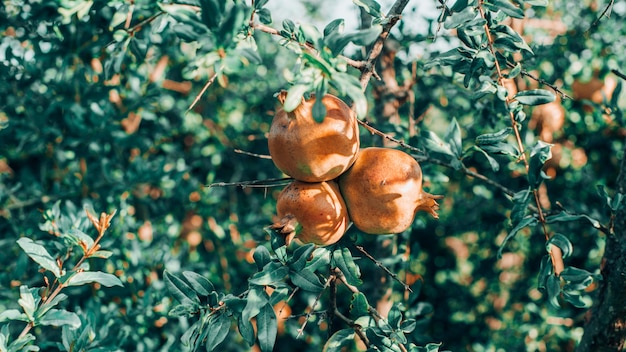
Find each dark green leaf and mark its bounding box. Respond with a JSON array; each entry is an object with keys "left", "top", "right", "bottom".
[
  {"left": 476, "top": 141, "right": 520, "bottom": 158},
  {"left": 537, "top": 255, "right": 553, "bottom": 292},
  {"left": 560, "top": 266, "right": 596, "bottom": 285},
  {"left": 545, "top": 212, "right": 602, "bottom": 229},
  {"left": 200, "top": 0, "right": 223, "bottom": 29},
  {"left": 475, "top": 127, "right": 513, "bottom": 145},
  {"left": 498, "top": 216, "right": 538, "bottom": 257},
  {"left": 514, "top": 89, "right": 556, "bottom": 106},
  {"left": 331, "top": 72, "right": 367, "bottom": 118},
  {"left": 322, "top": 329, "right": 354, "bottom": 352},
  {"left": 256, "top": 8, "right": 272, "bottom": 25},
  {"left": 255, "top": 0, "right": 270, "bottom": 9},
  {"left": 312, "top": 80, "right": 328, "bottom": 123},
  {"left": 205, "top": 312, "right": 230, "bottom": 351},
  {"left": 249, "top": 262, "right": 289, "bottom": 286},
  {"left": 183, "top": 271, "right": 215, "bottom": 297},
  {"left": 332, "top": 246, "right": 362, "bottom": 286},
  {"left": 528, "top": 141, "right": 552, "bottom": 188},
  {"left": 324, "top": 18, "right": 344, "bottom": 38},
  {"left": 350, "top": 292, "right": 369, "bottom": 317},
  {"left": 242, "top": 286, "right": 268, "bottom": 322},
  {"left": 387, "top": 305, "right": 402, "bottom": 329},
  {"left": 444, "top": 7, "right": 477, "bottom": 29},
  {"left": 546, "top": 233, "right": 573, "bottom": 259},
  {"left": 257, "top": 303, "right": 277, "bottom": 352},
  {"left": 217, "top": 3, "right": 245, "bottom": 49},
  {"left": 164, "top": 270, "right": 200, "bottom": 305},
  {"left": 451, "top": 0, "right": 469, "bottom": 12},
  {"left": 422, "top": 130, "right": 454, "bottom": 156},
  {"left": 253, "top": 245, "right": 271, "bottom": 271},
  {"left": 400, "top": 319, "right": 417, "bottom": 333},
  {"left": 37, "top": 309, "right": 80, "bottom": 329},
  {"left": 290, "top": 268, "right": 324, "bottom": 292},
  {"left": 474, "top": 146, "right": 500, "bottom": 171},
  {"left": 546, "top": 274, "right": 561, "bottom": 308},
  {"left": 289, "top": 243, "right": 316, "bottom": 271},
  {"left": 17, "top": 238, "right": 62, "bottom": 278},
  {"left": 510, "top": 188, "right": 531, "bottom": 225},
  {"left": 65, "top": 271, "right": 123, "bottom": 288},
  {"left": 168, "top": 304, "right": 198, "bottom": 317},
  {"left": 238, "top": 316, "right": 256, "bottom": 346}
]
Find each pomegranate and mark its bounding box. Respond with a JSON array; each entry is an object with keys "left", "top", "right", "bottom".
[
  {"left": 268, "top": 91, "right": 360, "bottom": 182},
  {"left": 272, "top": 180, "right": 349, "bottom": 245},
  {"left": 338, "top": 147, "right": 442, "bottom": 234}
]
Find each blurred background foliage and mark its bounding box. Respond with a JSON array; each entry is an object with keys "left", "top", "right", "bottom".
[{"left": 1, "top": 0, "right": 625, "bottom": 351}]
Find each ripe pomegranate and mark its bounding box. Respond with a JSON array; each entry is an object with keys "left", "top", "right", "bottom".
[
  {"left": 338, "top": 147, "right": 442, "bottom": 234},
  {"left": 272, "top": 180, "right": 349, "bottom": 245},
  {"left": 268, "top": 91, "right": 360, "bottom": 182}
]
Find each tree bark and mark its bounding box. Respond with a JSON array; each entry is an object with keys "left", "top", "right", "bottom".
[{"left": 576, "top": 147, "right": 626, "bottom": 351}]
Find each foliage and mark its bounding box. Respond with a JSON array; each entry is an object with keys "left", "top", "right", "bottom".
[{"left": 1, "top": 0, "right": 625, "bottom": 351}]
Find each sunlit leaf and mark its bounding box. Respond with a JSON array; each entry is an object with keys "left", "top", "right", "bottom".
[
  {"left": 353, "top": 0, "right": 384, "bottom": 19},
  {"left": 323, "top": 329, "right": 354, "bottom": 352},
  {"left": 17, "top": 238, "right": 62, "bottom": 278},
  {"left": 37, "top": 309, "right": 80, "bottom": 329},
  {"left": 332, "top": 246, "right": 362, "bottom": 286},
  {"left": 514, "top": 89, "right": 556, "bottom": 105},
  {"left": 65, "top": 271, "right": 123, "bottom": 288}
]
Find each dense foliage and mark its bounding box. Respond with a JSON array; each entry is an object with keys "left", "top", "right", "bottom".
[{"left": 1, "top": 0, "right": 625, "bottom": 351}]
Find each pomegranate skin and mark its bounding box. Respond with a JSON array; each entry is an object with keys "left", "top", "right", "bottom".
[
  {"left": 268, "top": 92, "right": 360, "bottom": 182},
  {"left": 274, "top": 180, "right": 349, "bottom": 245},
  {"left": 338, "top": 147, "right": 442, "bottom": 234}
]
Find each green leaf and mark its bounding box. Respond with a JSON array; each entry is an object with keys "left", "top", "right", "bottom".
[
  {"left": 510, "top": 187, "right": 531, "bottom": 225},
  {"left": 256, "top": 7, "right": 272, "bottom": 25},
  {"left": 37, "top": 309, "right": 80, "bottom": 329},
  {"left": 475, "top": 127, "right": 513, "bottom": 145},
  {"left": 528, "top": 141, "right": 552, "bottom": 188},
  {"left": 18, "top": 286, "right": 36, "bottom": 321},
  {"left": 290, "top": 268, "right": 324, "bottom": 292},
  {"left": 422, "top": 130, "right": 454, "bottom": 157},
  {"left": 562, "top": 291, "right": 590, "bottom": 308},
  {"left": 331, "top": 72, "right": 367, "bottom": 118},
  {"left": 400, "top": 319, "right": 417, "bottom": 333},
  {"left": 473, "top": 146, "right": 500, "bottom": 171},
  {"left": 514, "top": 89, "right": 556, "bottom": 106},
  {"left": 545, "top": 212, "right": 602, "bottom": 230},
  {"left": 332, "top": 246, "right": 362, "bottom": 286},
  {"left": 479, "top": 141, "right": 520, "bottom": 158},
  {"left": 289, "top": 243, "right": 316, "bottom": 271},
  {"left": 205, "top": 312, "right": 230, "bottom": 351},
  {"left": 164, "top": 270, "right": 200, "bottom": 305},
  {"left": 299, "top": 23, "right": 323, "bottom": 48},
  {"left": 350, "top": 292, "right": 369, "bottom": 317},
  {"left": 485, "top": 0, "right": 525, "bottom": 19},
  {"left": 282, "top": 84, "right": 309, "bottom": 113},
  {"left": 444, "top": 7, "right": 477, "bottom": 29},
  {"left": 256, "top": 303, "right": 277, "bottom": 352},
  {"left": 560, "top": 267, "right": 597, "bottom": 286},
  {"left": 324, "top": 19, "right": 345, "bottom": 38},
  {"left": 546, "top": 274, "right": 561, "bottom": 308},
  {"left": 253, "top": 245, "right": 271, "bottom": 271},
  {"left": 498, "top": 216, "right": 538, "bottom": 257},
  {"left": 312, "top": 80, "right": 328, "bottom": 123},
  {"left": 65, "top": 271, "right": 123, "bottom": 288},
  {"left": 183, "top": 271, "right": 215, "bottom": 297},
  {"left": 200, "top": 0, "right": 223, "bottom": 30},
  {"left": 0, "top": 309, "right": 28, "bottom": 323},
  {"left": 323, "top": 329, "right": 354, "bottom": 352},
  {"left": 17, "top": 238, "right": 62, "bottom": 278},
  {"left": 546, "top": 233, "right": 573, "bottom": 259},
  {"left": 387, "top": 305, "right": 402, "bottom": 329},
  {"left": 238, "top": 316, "right": 256, "bottom": 346},
  {"left": 249, "top": 262, "right": 289, "bottom": 286},
  {"left": 537, "top": 254, "right": 553, "bottom": 292},
  {"left": 445, "top": 118, "right": 463, "bottom": 158},
  {"left": 353, "top": 0, "right": 384, "bottom": 19},
  {"left": 217, "top": 3, "right": 245, "bottom": 49},
  {"left": 242, "top": 286, "right": 268, "bottom": 322}
]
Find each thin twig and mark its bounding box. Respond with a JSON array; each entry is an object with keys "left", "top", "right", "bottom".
[
  {"left": 353, "top": 245, "right": 412, "bottom": 292},
  {"left": 612, "top": 69, "right": 626, "bottom": 81},
  {"left": 297, "top": 276, "right": 332, "bottom": 338},
  {"left": 186, "top": 70, "right": 220, "bottom": 114},
  {"left": 207, "top": 177, "right": 292, "bottom": 188},
  {"left": 234, "top": 149, "right": 272, "bottom": 159},
  {"left": 590, "top": 0, "right": 614, "bottom": 29}
]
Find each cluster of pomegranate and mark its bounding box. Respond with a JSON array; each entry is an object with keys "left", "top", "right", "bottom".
[{"left": 269, "top": 91, "right": 442, "bottom": 246}]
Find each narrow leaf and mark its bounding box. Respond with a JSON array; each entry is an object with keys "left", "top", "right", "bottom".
[
  {"left": 164, "top": 270, "right": 200, "bottom": 305},
  {"left": 514, "top": 89, "right": 556, "bottom": 106},
  {"left": 65, "top": 271, "right": 123, "bottom": 288},
  {"left": 332, "top": 246, "right": 362, "bottom": 286},
  {"left": 282, "top": 85, "right": 309, "bottom": 113},
  {"left": 353, "top": 0, "right": 383, "bottom": 19},
  {"left": 257, "top": 303, "right": 277, "bottom": 352},
  {"left": 17, "top": 238, "right": 62, "bottom": 278},
  {"left": 475, "top": 127, "right": 513, "bottom": 145},
  {"left": 182, "top": 271, "right": 215, "bottom": 297},
  {"left": 498, "top": 216, "right": 538, "bottom": 257},
  {"left": 205, "top": 312, "right": 230, "bottom": 351},
  {"left": 290, "top": 268, "right": 324, "bottom": 292},
  {"left": 445, "top": 118, "right": 463, "bottom": 157}
]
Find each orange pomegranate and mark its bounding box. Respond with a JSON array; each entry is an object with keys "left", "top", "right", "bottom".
[
  {"left": 272, "top": 180, "right": 349, "bottom": 245},
  {"left": 338, "top": 147, "right": 442, "bottom": 234},
  {"left": 268, "top": 91, "right": 360, "bottom": 182}
]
